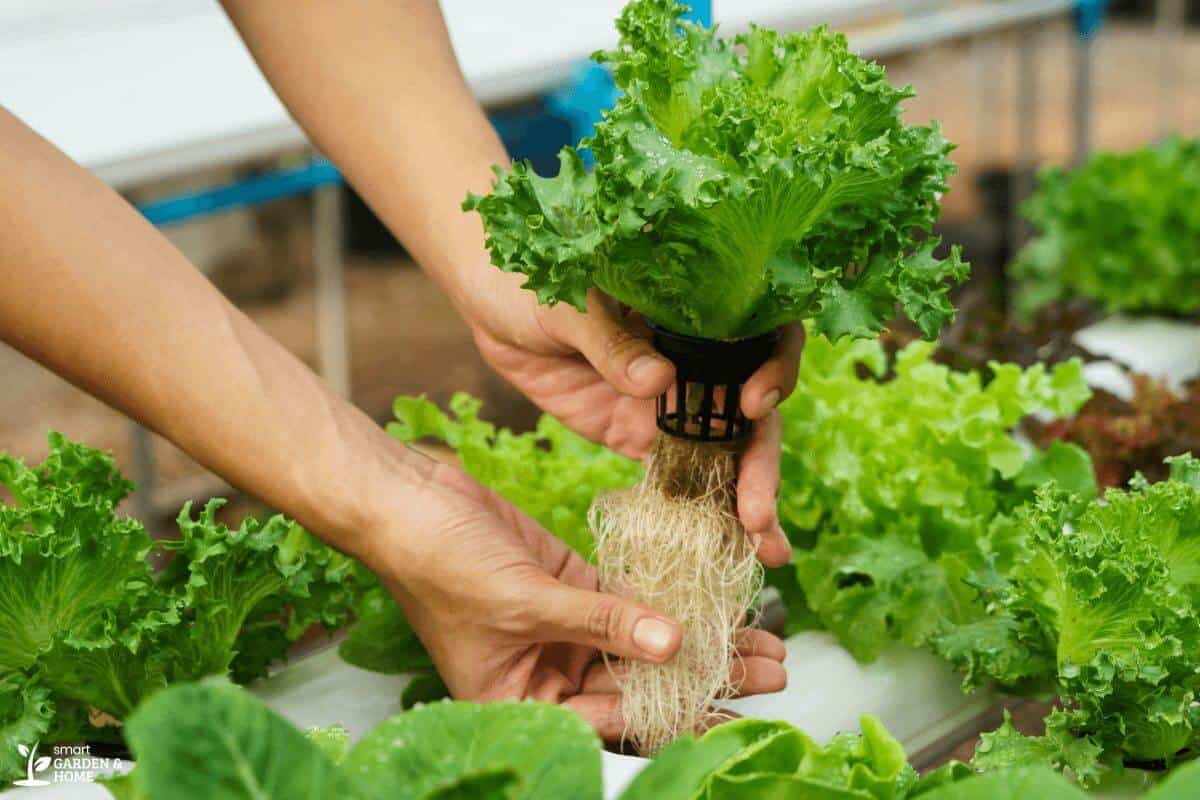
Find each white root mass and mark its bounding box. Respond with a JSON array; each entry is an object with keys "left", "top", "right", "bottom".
[{"left": 590, "top": 432, "right": 762, "bottom": 755}]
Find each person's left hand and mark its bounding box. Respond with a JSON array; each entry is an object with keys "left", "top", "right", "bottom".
[
  {"left": 459, "top": 270, "right": 804, "bottom": 569},
  {"left": 365, "top": 458, "right": 788, "bottom": 743}
]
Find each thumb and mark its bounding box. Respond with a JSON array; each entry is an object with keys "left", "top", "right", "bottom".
[
  {"left": 530, "top": 577, "right": 682, "bottom": 663},
  {"left": 545, "top": 293, "right": 674, "bottom": 398}
]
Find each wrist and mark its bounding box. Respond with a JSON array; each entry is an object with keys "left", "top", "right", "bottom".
[
  {"left": 290, "top": 409, "right": 434, "bottom": 571},
  {"left": 351, "top": 449, "right": 471, "bottom": 591}
]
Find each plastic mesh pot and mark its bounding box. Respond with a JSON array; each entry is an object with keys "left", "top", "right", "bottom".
[{"left": 650, "top": 323, "right": 781, "bottom": 442}]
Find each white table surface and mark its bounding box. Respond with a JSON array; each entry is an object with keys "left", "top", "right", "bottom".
[{"left": 0, "top": 0, "right": 1074, "bottom": 189}]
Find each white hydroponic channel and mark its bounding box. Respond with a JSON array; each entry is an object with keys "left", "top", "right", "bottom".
[
  {"left": 1074, "top": 315, "right": 1200, "bottom": 398},
  {"left": 1, "top": 633, "right": 990, "bottom": 799}
]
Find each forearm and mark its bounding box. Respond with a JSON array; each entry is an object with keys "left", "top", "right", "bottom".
[
  {"left": 0, "top": 109, "right": 427, "bottom": 565},
  {"left": 220, "top": 0, "right": 512, "bottom": 318}
]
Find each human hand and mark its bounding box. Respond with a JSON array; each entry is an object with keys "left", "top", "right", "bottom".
[
  {"left": 366, "top": 459, "right": 787, "bottom": 741},
  {"left": 460, "top": 272, "right": 804, "bottom": 568}
]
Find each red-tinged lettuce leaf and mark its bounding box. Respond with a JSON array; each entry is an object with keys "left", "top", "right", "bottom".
[{"left": 466, "top": 0, "right": 965, "bottom": 340}]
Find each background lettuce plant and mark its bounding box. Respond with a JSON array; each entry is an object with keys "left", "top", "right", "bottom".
[
  {"left": 1014, "top": 136, "right": 1200, "bottom": 317},
  {"left": 772, "top": 331, "right": 1095, "bottom": 660}
]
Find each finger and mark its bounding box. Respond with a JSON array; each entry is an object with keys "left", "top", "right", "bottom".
[
  {"left": 735, "top": 628, "right": 787, "bottom": 662},
  {"left": 581, "top": 632, "right": 786, "bottom": 694},
  {"left": 544, "top": 292, "right": 674, "bottom": 399},
  {"left": 742, "top": 322, "right": 805, "bottom": 419},
  {"left": 729, "top": 656, "right": 788, "bottom": 696},
  {"left": 737, "top": 411, "right": 791, "bottom": 567},
  {"left": 530, "top": 577, "right": 682, "bottom": 663},
  {"left": 581, "top": 660, "right": 622, "bottom": 694},
  {"left": 564, "top": 694, "right": 626, "bottom": 742}
]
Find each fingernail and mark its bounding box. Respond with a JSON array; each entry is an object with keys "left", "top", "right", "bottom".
[
  {"left": 628, "top": 355, "right": 667, "bottom": 385},
  {"left": 633, "top": 617, "right": 674, "bottom": 657},
  {"left": 760, "top": 389, "right": 782, "bottom": 413}
]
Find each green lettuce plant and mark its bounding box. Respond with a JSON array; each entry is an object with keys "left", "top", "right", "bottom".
[
  {"left": 1014, "top": 136, "right": 1200, "bottom": 316},
  {"left": 0, "top": 434, "right": 355, "bottom": 783},
  {"left": 111, "top": 680, "right": 1200, "bottom": 800},
  {"left": 935, "top": 456, "right": 1200, "bottom": 773},
  {"left": 465, "top": 0, "right": 966, "bottom": 341},
  {"left": 773, "top": 332, "right": 1095, "bottom": 660},
  {"left": 107, "top": 680, "right": 601, "bottom": 800}
]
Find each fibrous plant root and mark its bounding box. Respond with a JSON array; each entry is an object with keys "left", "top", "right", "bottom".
[{"left": 590, "top": 431, "right": 762, "bottom": 755}]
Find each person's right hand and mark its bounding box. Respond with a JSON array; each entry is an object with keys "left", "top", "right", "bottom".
[
  {"left": 452, "top": 266, "right": 802, "bottom": 571},
  {"left": 363, "top": 457, "right": 788, "bottom": 740}
]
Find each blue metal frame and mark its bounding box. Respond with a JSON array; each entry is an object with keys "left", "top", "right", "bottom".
[
  {"left": 137, "top": 158, "right": 342, "bottom": 227},
  {"left": 682, "top": 0, "right": 712, "bottom": 28},
  {"left": 1074, "top": 0, "right": 1109, "bottom": 39}
]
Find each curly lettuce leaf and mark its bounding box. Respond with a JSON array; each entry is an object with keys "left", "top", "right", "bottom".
[
  {"left": 937, "top": 459, "right": 1200, "bottom": 767},
  {"left": 1, "top": 433, "right": 357, "bottom": 745},
  {"left": 775, "top": 333, "right": 1094, "bottom": 659},
  {"left": 466, "top": 0, "right": 965, "bottom": 340},
  {"left": 164, "top": 502, "right": 361, "bottom": 684},
  {"left": 1014, "top": 136, "right": 1200, "bottom": 316},
  {"left": 969, "top": 710, "right": 1104, "bottom": 786},
  {"left": 0, "top": 434, "right": 173, "bottom": 676},
  {"left": 0, "top": 674, "right": 53, "bottom": 785}
]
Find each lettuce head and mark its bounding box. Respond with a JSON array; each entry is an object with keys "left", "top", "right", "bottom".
[{"left": 466, "top": 0, "right": 966, "bottom": 341}]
